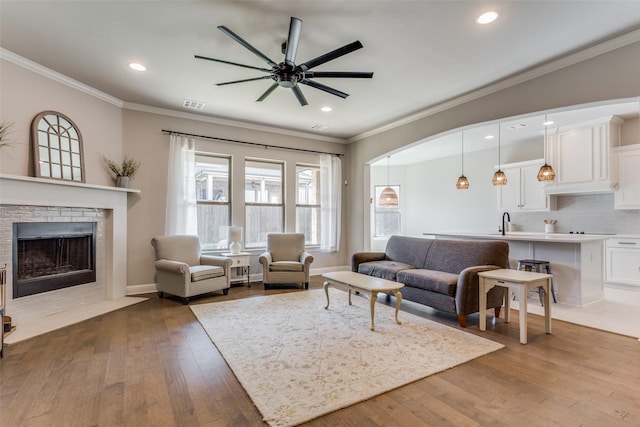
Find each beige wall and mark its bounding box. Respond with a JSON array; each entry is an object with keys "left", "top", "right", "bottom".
[
  {"left": 123, "top": 108, "right": 348, "bottom": 286},
  {"left": 0, "top": 59, "right": 123, "bottom": 185},
  {"left": 346, "top": 41, "right": 640, "bottom": 255}
]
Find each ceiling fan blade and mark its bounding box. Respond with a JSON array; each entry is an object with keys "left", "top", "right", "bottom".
[
  {"left": 299, "top": 79, "right": 348, "bottom": 99},
  {"left": 304, "top": 71, "right": 373, "bottom": 79},
  {"left": 298, "top": 41, "right": 364, "bottom": 71},
  {"left": 256, "top": 83, "right": 279, "bottom": 102},
  {"left": 217, "top": 76, "right": 272, "bottom": 86},
  {"left": 217, "top": 25, "right": 278, "bottom": 67},
  {"left": 195, "top": 55, "right": 272, "bottom": 72},
  {"left": 291, "top": 85, "right": 308, "bottom": 106},
  {"left": 284, "top": 17, "right": 302, "bottom": 66}
]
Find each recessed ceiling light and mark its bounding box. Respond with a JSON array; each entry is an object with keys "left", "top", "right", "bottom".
[
  {"left": 543, "top": 120, "right": 555, "bottom": 126},
  {"left": 321, "top": 106, "right": 332, "bottom": 112},
  {"left": 476, "top": 11, "right": 498, "bottom": 25},
  {"left": 129, "top": 62, "right": 146, "bottom": 71}
]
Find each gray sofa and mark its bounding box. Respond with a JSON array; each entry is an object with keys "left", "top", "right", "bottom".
[{"left": 352, "top": 235, "right": 509, "bottom": 327}]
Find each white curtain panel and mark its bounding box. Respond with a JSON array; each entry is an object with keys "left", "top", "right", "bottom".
[
  {"left": 320, "top": 154, "right": 342, "bottom": 252},
  {"left": 165, "top": 134, "right": 198, "bottom": 235}
]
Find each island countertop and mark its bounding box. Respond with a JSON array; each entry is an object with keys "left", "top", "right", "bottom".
[{"left": 424, "top": 231, "right": 612, "bottom": 243}]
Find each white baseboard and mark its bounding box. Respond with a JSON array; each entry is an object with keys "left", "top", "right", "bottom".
[{"left": 127, "top": 283, "right": 157, "bottom": 295}]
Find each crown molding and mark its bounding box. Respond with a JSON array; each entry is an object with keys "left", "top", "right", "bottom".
[
  {"left": 0, "top": 48, "right": 124, "bottom": 108},
  {"left": 123, "top": 102, "right": 347, "bottom": 144},
  {"left": 348, "top": 28, "right": 640, "bottom": 143}
]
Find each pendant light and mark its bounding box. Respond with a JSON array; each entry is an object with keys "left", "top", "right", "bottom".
[
  {"left": 379, "top": 156, "right": 398, "bottom": 207},
  {"left": 491, "top": 123, "right": 507, "bottom": 186},
  {"left": 537, "top": 113, "right": 556, "bottom": 182},
  {"left": 456, "top": 131, "right": 469, "bottom": 189}
]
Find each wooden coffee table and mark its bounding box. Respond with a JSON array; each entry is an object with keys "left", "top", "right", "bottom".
[{"left": 322, "top": 271, "right": 404, "bottom": 331}]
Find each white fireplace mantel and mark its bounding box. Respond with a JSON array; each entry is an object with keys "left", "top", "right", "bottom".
[{"left": 0, "top": 173, "right": 139, "bottom": 299}]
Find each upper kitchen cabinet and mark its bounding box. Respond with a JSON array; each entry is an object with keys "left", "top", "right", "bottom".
[
  {"left": 544, "top": 116, "right": 623, "bottom": 194},
  {"left": 614, "top": 144, "right": 640, "bottom": 209},
  {"left": 498, "top": 159, "right": 555, "bottom": 211}
]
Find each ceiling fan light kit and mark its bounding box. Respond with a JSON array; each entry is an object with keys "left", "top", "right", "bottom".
[{"left": 195, "top": 17, "right": 373, "bottom": 106}]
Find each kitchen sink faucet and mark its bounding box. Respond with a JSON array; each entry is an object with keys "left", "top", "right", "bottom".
[{"left": 502, "top": 211, "right": 511, "bottom": 236}]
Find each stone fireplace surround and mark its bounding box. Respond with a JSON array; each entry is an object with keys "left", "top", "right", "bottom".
[{"left": 0, "top": 174, "right": 144, "bottom": 343}]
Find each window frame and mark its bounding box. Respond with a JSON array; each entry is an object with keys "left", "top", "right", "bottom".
[
  {"left": 295, "top": 163, "right": 321, "bottom": 246},
  {"left": 373, "top": 185, "right": 401, "bottom": 237},
  {"left": 194, "top": 152, "right": 231, "bottom": 251},
  {"left": 244, "top": 159, "right": 285, "bottom": 249}
]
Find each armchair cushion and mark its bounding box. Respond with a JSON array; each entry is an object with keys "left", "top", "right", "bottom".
[
  {"left": 269, "top": 261, "right": 304, "bottom": 272},
  {"left": 267, "top": 233, "right": 304, "bottom": 262},
  {"left": 190, "top": 265, "right": 225, "bottom": 281}
]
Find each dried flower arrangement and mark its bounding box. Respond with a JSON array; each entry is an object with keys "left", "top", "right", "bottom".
[
  {"left": 0, "top": 121, "right": 13, "bottom": 149},
  {"left": 101, "top": 154, "right": 140, "bottom": 177}
]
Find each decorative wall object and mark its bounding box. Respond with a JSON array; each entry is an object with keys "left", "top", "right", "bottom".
[{"left": 31, "top": 111, "right": 85, "bottom": 182}]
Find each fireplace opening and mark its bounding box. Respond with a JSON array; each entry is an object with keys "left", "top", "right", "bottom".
[{"left": 12, "top": 222, "right": 96, "bottom": 298}]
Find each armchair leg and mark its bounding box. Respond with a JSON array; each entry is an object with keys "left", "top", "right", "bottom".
[
  {"left": 457, "top": 314, "right": 468, "bottom": 328},
  {"left": 494, "top": 306, "right": 501, "bottom": 319},
  {"left": 182, "top": 297, "right": 190, "bottom": 305},
  {"left": 158, "top": 292, "right": 164, "bottom": 298},
  {"left": 264, "top": 284, "right": 270, "bottom": 290},
  {"left": 223, "top": 288, "right": 229, "bottom": 296},
  {"left": 304, "top": 282, "right": 309, "bottom": 290}
]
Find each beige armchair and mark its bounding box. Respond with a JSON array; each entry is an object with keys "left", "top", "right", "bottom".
[
  {"left": 151, "top": 235, "right": 232, "bottom": 304},
  {"left": 259, "top": 233, "right": 314, "bottom": 290}
]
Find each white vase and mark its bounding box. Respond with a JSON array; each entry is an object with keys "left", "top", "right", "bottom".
[{"left": 229, "top": 241, "right": 241, "bottom": 254}]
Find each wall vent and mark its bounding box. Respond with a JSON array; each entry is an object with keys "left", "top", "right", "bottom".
[
  {"left": 183, "top": 99, "right": 205, "bottom": 110},
  {"left": 310, "top": 124, "right": 328, "bottom": 131}
]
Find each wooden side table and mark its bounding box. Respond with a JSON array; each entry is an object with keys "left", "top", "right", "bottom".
[
  {"left": 478, "top": 269, "right": 552, "bottom": 344},
  {"left": 221, "top": 252, "right": 251, "bottom": 287}
]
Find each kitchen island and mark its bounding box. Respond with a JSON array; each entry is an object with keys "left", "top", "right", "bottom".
[{"left": 425, "top": 232, "right": 609, "bottom": 306}]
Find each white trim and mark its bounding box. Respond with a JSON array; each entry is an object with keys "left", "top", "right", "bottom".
[
  {"left": 348, "top": 29, "right": 640, "bottom": 143},
  {"left": 127, "top": 283, "right": 158, "bottom": 295},
  {"left": 124, "top": 102, "right": 347, "bottom": 144},
  {"left": 0, "top": 48, "right": 124, "bottom": 108}
]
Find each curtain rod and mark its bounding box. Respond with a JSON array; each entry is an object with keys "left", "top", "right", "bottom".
[{"left": 161, "top": 130, "right": 344, "bottom": 157}]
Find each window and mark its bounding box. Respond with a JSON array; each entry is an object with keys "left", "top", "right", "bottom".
[
  {"left": 374, "top": 185, "right": 400, "bottom": 236},
  {"left": 245, "top": 160, "right": 283, "bottom": 248},
  {"left": 296, "top": 164, "right": 320, "bottom": 245},
  {"left": 195, "top": 154, "right": 230, "bottom": 250}
]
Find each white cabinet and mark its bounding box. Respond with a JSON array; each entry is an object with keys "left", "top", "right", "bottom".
[
  {"left": 613, "top": 145, "right": 640, "bottom": 209},
  {"left": 545, "top": 115, "right": 622, "bottom": 194},
  {"left": 498, "top": 159, "right": 554, "bottom": 211},
  {"left": 605, "top": 238, "right": 640, "bottom": 287}
]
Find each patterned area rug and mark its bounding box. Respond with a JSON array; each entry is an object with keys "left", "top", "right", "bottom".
[{"left": 191, "top": 289, "right": 503, "bottom": 427}]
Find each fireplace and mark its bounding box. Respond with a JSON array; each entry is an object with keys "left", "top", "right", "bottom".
[{"left": 12, "top": 222, "right": 97, "bottom": 298}]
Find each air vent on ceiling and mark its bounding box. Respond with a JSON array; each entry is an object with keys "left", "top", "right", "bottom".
[
  {"left": 310, "top": 124, "right": 328, "bottom": 131},
  {"left": 507, "top": 123, "right": 527, "bottom": 130},
  {"left": 183, "top": 99, "right": 205, "bottom": 110}
]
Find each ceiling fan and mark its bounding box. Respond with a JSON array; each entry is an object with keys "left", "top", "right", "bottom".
[{"left": 195, "top": 16, "right": 374, "bottom": 106}]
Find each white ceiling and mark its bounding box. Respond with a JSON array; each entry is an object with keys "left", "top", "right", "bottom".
[{"left": 1, "top": 1, "right": 640, "bottom": 141}]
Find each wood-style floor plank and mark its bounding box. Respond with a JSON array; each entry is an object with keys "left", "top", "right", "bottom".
[{"left": 1, "top": 276, "right": 639, "bottom": 426}]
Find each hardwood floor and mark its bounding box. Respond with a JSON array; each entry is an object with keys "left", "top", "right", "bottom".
[{"left": 1, "top": 276, "right": 639, "bottom": 426}]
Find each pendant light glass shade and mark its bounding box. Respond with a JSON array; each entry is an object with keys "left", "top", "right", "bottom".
[
  {"left": 537, "top": 113, "right": 556, "bottom": 182},
  {"left": 492, "top": 123, "right": 507, "bottom": 186},
  {"left": 456, "top": 131, "right": 470, "bottom": 190},
  {"left": 378, "top": 156, "right": 398, "bottom": 207}
]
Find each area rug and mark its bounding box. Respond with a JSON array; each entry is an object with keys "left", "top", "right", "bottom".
[{"left": 191, "top": 289, "right": 504, "bottom": 427}]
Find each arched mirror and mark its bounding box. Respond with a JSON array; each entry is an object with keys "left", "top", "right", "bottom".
[{"left": 31, "top": 111, "right": 85, "bottom": 182}]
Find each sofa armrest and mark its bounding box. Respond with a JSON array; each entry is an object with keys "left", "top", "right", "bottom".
[
  {"left": 200, "top": 255, "right": 232, "bottom": 276},
  {"left": 351, "top": 252, "right": 386, "bottom": 272},
  {"left": 455, "top": 265, "right": 503, "bottom": 316},
  {"left": 300, "top": 251, "right": 314, "bottom": 267},
  {"left": 154, "top": 259, "right": 189, "bottom": 275},
  {"left": 258, "top": 252, "right": 272, "bottom": 268}
]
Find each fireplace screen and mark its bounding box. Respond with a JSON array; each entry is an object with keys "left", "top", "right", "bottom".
[{"left": 12, "top": 222, "right": 96, "bottom": 298}]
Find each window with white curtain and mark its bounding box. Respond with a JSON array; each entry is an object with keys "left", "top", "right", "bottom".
[
  {"left": 296, "top": 164, "right": 320, "bottom": 246},
  {"left": 195, "top": 153, "right": 230, "bottom": 250},
  {"left": 244, "top": 159, "right": 283, "bottom": 248}
]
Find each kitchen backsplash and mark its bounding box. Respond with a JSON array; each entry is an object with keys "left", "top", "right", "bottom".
[{"left": 509, "top": 194, "right": 640, "bottom": 235}]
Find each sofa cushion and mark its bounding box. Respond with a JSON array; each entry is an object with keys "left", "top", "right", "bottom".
[
  {"left": 384, "top": 235, "right": 433, "bottom": 269},
  {"left": 269, "top": 261, "right": 304, "bottom": 272},
  {"left": 190, "top": 265, "right": 224, "bottom": 281},
  {"left": 397, "top": 269, "right": 459, "bottom": 296},
  {"left": 423, "top": 239, "right": 509, "bottom": 274},
  {"left": 357, "top": 260, "right": 415, "bottom": 281}
]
